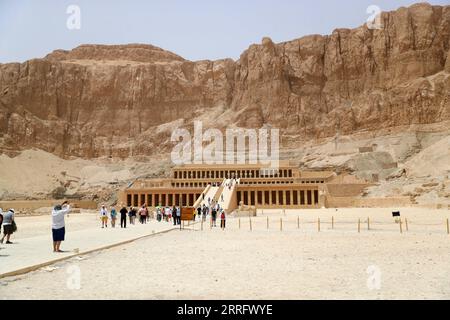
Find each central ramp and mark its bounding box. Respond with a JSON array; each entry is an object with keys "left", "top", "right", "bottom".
[
  {"left": 216, "top": 178, "right": 239, "bottom": 212},
  {"left": 193, "top": 184, "right": 221, "bottom": 208}
]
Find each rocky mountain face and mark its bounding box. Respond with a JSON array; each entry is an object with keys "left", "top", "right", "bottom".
[{"left": 0, "top": 3, "right": 449, "bottom": 160}]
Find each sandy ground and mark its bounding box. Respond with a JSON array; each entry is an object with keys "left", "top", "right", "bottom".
[{"left": 1, "top": 207, "right": 450, "bottom": 300}]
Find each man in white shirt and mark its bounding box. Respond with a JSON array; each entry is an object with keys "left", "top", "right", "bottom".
[{"left": 52, "top": 201, "right": 70, "bottom": 252}]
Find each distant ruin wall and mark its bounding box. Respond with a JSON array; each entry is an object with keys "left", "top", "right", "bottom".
[
  {"left": 326, "top": 196, "right": 412, "bottom": 208},
  {"left": 326, "top": 184, "right": 370, "bottom": 197}
]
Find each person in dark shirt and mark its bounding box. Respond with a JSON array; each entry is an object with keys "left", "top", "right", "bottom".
[
  {"left": 211, "top": 208, "right": 217, "bottom": 227},
  {"left": 172, "top": 206, "right": 177, "bottom": 225},
  {"left": 128, "top": 207, "right": 136, "bottom": 225},
  {"left": 196, "top": 206, "right": 202, "bottom": 221},
  {"left": 202, "top": 204, "right": 207, "bottom": 222},
  {"left": 120, "top": 207, "right": 128, "bottom": 228}
]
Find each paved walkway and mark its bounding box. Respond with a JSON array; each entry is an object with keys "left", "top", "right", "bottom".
[{"left": 0, "top": 219, "right": 178, "bottom": 278}]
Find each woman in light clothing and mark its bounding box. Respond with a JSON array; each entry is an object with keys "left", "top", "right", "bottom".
[
  {"left": 52, "top": 201, "right": 70, "bottom": 252},
  {"left": 100, "top": 205, "right": 108, "bottom": 228}
]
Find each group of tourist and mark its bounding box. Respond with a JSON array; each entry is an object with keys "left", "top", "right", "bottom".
[
  {"left": 154, "top": 206, "right": 182, "bottom": 225},
  {"left": 0, "top": 195, "right": 228, "bottom": 254},
  {"left": 195, "top": 201, "right": 226, "bottom": 229}
]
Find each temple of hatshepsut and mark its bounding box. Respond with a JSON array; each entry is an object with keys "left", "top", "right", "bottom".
[{"left": 118, "top": 161, "right": 372, "bottom": 213}]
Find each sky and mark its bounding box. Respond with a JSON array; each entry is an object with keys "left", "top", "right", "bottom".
[{"left": 0, "top": 0, "right": 448, "bottom": 63}]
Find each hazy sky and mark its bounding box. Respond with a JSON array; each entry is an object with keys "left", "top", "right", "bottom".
[{"left": 0, "top": 0, "right": 448, "bottom": 63}]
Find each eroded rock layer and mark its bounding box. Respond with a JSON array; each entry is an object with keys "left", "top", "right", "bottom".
[{"left": 0, "top": 3, "right": 449, "bottom": 159}]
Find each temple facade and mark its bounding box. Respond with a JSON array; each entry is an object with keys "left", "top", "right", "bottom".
[{"left": 117, "top": 161, "right": 357, "bottom": 212}]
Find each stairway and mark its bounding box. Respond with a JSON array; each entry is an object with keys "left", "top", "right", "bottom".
[
  {"left": 193, "top": 184, "right": 221, "bottom": 208},
  {"left": 216, "top": 178, "right": 240, "bottom": 212}
]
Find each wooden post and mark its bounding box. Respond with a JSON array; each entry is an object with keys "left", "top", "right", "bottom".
[
  {"left": 447, "top": 219, "right": 449, "bottom": 235},
  {"left": 405, "top": 218, "right": 409, "bottom": 232},
  {"left": 367, "top": 217, "right": 370, "bottom": 230},
  {"left": 201, "top": 218, "right": 203, "bottom": 231},
  {"left": 318, "top": 218, "right": 320, "bottom": 232},
  {"left": 250, "top": 217, "right": 252, "bottom": 231},
  {"left": 358, "top": 218, "right": 360, "bottom": 233},
  {"left": 239, "top": 218, "right": 241, "bottom": 229},
  {"left": 331, "top": 216, "right": 334, "bottom": 230},
  {"left": 297, "top": 216, "right": 300, "bottom": 229},
  {"left": 280, "top": 218, "right": 283, "bottom": 231},
  {"left": 267, "top": 216, "right": 269, "bottom": 230},
  {"left": 399, "top": 218, "right": 403, "bottom": 234}
]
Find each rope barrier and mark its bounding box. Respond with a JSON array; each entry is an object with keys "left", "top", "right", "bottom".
[{"left": 226, "top": 215, "right": 450, "bottom": 234}]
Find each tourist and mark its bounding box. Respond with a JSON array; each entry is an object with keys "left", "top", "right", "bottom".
[
  {"left": 51, "top": 201, "right": 70, "bottom": 252},
  {"left": 156, "top": 207, "right": 162, "bottom": 222},
  {"left": 100, "top": 205, "right": 108, "bottom": 228},
  {"left": 221, "top": 193, "right": 224, "bottom": 202},
  {"left": 196, "top": 206, "right": 201, "bottom": 221},
  {"left": 176, "top": 206, "right": 181, "bottom": 225},
  {"left": 172, "top": 205, "right": 177, "bottom": 225},
  {"left": 0, "top": 209, "right": 15, "bottom": 244},
  {"left": 0, "top": 208, "right": 3, "bottom": 234},
  {"left": 211, "top": 207, "right": 217, "bottom": 227},
  {"left": 146, "top": 205, "right": 151, "bottom": 222},
  {"left": 119, "top": 206, "right": 127, "bottom": 228},
  {"left": 110, "top": 206, "right": 117, "bottom": 228},
  {"left": 138, "top": 205, "right": 146, "bottom": 224},
  {"left": 202, "top": 204, "right": 207, "bottom": 222},
  {"left": 131, "top": 207, "right": 137, "bottom": 224},
  {"left": 143, "top": 205, "right": 148, "bottom": 223},
  {"left": 167, "top": 207, "right": 172, "bottom": 222},
  {"left": 220, "top": 210, "right": 226, "bottom": 230},
  {"left": 165, "top": 206, "right": 171, "bottom": 222},
  {"left": 128, "top": 207, "right": 134, "bottom": 225}
]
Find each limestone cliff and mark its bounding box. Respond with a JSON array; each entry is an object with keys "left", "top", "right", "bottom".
[{"left": 0, "top": 3, "right": 449, "bottom": 159}]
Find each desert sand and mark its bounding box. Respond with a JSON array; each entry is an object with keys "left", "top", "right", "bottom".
[{"left": 1, "top": 207, "right": 449, "bottom": 300}]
